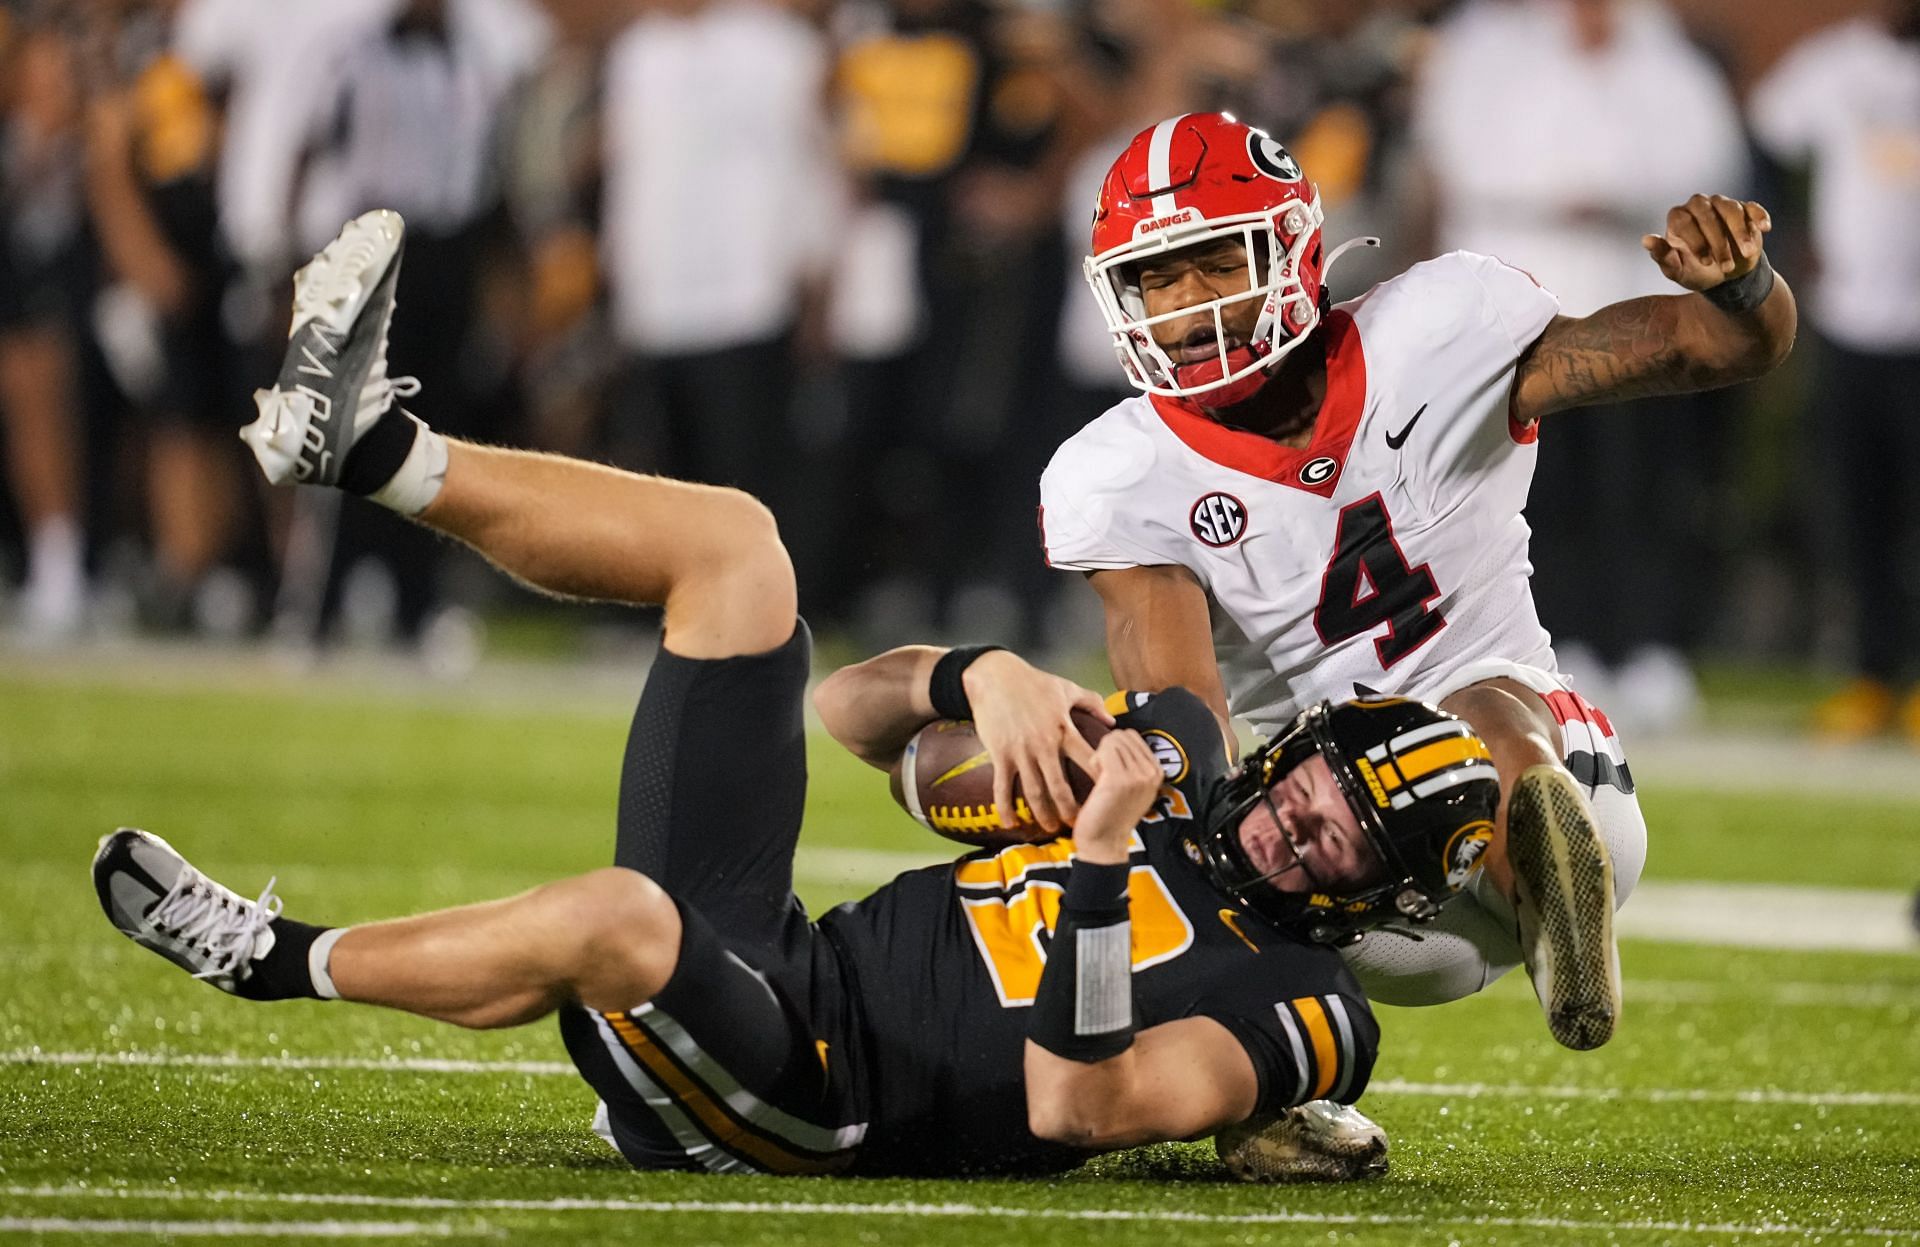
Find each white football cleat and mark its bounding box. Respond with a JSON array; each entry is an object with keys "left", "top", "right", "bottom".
[
  {"left": 92, "top": 828, "right": 281, "bottom": 995},
  {"left": 1507, "top": 763, "right": 1621, "bottom": 1050},
  {"left": 242, "top": 209, "right": 419, "bottom": 487},
  {"left": 1214, "top": 1099, "right": 1389, "bottom": 1183}
]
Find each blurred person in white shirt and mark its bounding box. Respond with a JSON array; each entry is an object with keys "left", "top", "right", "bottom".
[
  {"left": 600, "top": 0, "right": 837, "bottom": 508},
  {"left": 1751, "top": 0, "right": 1920, "bottom": 744},
  {"left": 1412, "top": 0, "right": 1747, "bottom": 733},
  {"left": 174, "top": 0, "right": 394, "bottom": 282},
  {"left": 281, "top": 0, "right": 552, "bottom": 651}
]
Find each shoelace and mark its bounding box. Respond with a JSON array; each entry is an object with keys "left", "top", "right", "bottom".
[
  {"left": 146, "top": 865, "right": 284, "bottom": 980},
  {"left": 361, "top": 372, "right": 422, "bottom": 423}
]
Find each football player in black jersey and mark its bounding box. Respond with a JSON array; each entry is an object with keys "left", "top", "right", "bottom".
[{"left": 91, "top": 211, "right": 1498, "bottom": 1180}]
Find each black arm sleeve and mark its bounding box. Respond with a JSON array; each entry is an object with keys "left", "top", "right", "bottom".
[{"left": 1206, "top": 989, "right": 1379, "bottom": 1114}]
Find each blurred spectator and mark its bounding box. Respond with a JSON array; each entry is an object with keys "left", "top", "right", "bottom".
[
  {"left": 1231, "top": 0, "right": 1427, "bottom": 293},
  {"left": 498, "top": 0, "right": 618, "bottom": 460},
  {"left": 820, "top": 0, "right": 1086, "bottom": 644},
  {"left": 175, "top": 0, "right": 392, "bottom": 278},
  {"left": 923, "top": 5, "right": 1090, "bottom": 645},
  {"left": 82, "top": 0, "right": 248, "bottom": 632},
  {"left": 1413, "top": 0, "right": 1747, "bottom": 733},
  {"left": 1054, "top": 0, "right": 1207, "bottom": 460},
  {"left": 600, "top": 0, "right": 837, "bottom": 627},
  {"left": 0, "top": 9, "right": 89, "bottom": 640},
  {"left": 278, "top": 0, "right": 551, "bottom": 652},
  {"left": 1751, "top": 0, "right": 1920, "bottom": 743},
  {"left": 174, "top": 0, "right": 394, "bottom": 424},
  {"left": 811, "top": 0, "right": 995, "bottom": 635}
]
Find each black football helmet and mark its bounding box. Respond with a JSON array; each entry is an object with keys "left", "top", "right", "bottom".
[{"left": 1186, "top": 697, "right": 1501, "bottom": 946}]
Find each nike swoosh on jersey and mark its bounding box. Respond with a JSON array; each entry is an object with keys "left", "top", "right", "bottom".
[{"left": 1384, "top": 404, "right": 1428, "bottom": 450}]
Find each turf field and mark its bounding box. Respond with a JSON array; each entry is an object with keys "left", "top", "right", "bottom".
[{"left": 3, "top": 652, "right": 1917, "bottom": 1245}]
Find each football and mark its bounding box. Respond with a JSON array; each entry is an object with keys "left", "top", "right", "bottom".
[{"left": 890, "top": 710, "right": 1111, "bottom": 849}]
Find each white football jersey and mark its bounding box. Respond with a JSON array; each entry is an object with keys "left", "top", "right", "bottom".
[{"left": 1041, "top": 251, "right": 1563, "bottom": 736}]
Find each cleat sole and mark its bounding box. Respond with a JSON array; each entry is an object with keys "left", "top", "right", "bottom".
[{"left": 1508, "top": 764, "right": 1620, "bottom": 1051}]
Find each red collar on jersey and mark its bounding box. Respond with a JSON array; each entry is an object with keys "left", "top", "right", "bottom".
[{"left": 1148, "top": 310, "right": 1366, "bottom": 497}]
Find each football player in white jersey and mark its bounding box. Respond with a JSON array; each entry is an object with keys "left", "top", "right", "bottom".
[{"left": 1038, "top": 111, "right": 1795, "bottom": 1167}]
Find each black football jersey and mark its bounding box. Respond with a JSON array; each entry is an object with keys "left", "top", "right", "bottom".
[{"left": 816, "top": 687, "right": 1379, "bottom": 1177}]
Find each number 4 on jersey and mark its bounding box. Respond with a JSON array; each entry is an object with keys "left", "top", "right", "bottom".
[{"left": 1313, "top": 493, "right": 1446, "bottom": 668}]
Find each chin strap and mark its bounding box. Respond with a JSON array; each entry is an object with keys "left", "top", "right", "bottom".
[{"left": 1323, "top": 236, "right": 1381, "bottom": 282}]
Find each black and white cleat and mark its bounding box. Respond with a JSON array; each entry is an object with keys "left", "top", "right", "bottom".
[
  {"left": 1215, "top": 1100, "right": 1389, "bottom": 1183},
  {"left": 242, "top": 209, "right": 417, "bottom": 487},
  {"left": 92, "top": 828, "right": 281, "bottom": 995}
]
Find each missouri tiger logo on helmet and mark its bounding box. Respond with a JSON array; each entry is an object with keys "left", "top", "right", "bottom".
[
  {"left": 1444, "top": 821, "right": 1495, "bottom": 891},
  {"left": 1185, "top": 697, "right": 1500, "bottom": 947},
  {"left": 1084, "top": 112, "right": 1377, "bottom": 408}
]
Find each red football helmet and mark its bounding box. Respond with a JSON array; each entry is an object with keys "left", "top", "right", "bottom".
[{"left": 1085, "top": 112, "right": 1365, "bottom": 406}]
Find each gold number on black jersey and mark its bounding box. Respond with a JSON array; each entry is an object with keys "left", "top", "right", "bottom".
[{"left": 953, "top": 835, "right": 1196, "bottom": 1007}]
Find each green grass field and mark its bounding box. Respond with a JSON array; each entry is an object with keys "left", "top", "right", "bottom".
[{"left": 3, "top": 656, "right": 1917, "bottom": 1245}]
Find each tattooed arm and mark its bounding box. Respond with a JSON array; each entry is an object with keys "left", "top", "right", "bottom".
[{"left": 1510, "top": 194, "right": 1797, "bottom": 429}]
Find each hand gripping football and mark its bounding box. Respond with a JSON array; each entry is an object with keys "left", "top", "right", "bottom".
[{"left": 890, "top": 710, "right": 1112, "bottom": 849}]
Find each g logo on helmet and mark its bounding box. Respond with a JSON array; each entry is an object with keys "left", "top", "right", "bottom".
[
  {"left": 1248, "top": 132, "right": 1303, "bottom": 182},
  {"left": 1444, "top": 821, "right": 1495, "bottom": 891}
]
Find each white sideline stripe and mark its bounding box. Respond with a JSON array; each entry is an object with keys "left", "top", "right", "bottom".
[
  {"left": 8, "top": 1050, "right": 1917, "bottom": 1107},
  {"left": 1627, "top": 978, "right": 1920, "bottom": 1007},
  {"left": 4, "top": 1186, "right": 1914, "bottom": 1239},
  {"left": 1618, "top": 881, "right": 1915, "bottom": 952},
  {"left": 0, "top": 1217, "right": 476, "bottom": 1238}
]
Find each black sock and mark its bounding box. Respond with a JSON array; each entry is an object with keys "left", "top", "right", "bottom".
[
  {"left": 235, "top": 918, "right": 332, "bottom": 1001},
  {"left": 337, "top": 409, "right": 419, "bottom": 496}
]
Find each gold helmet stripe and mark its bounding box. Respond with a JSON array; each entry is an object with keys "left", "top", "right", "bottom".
[{"left": 1393, "top": 734, "right": 1492, "bottom": 784}]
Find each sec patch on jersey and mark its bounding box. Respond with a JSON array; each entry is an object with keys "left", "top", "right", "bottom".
[
  {"left": 1191, "top": 491, "right": 1248, "bottom": 547},
  {"left": 890, "top": 712, "right": 1111, "bottom": 849}
]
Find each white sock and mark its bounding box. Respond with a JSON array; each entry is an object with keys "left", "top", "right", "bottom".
[
  {"left": 21, "top": 515, "right": 86, "bottom": 632},
  {"left": 309, "top": 927, "right": 349, "bottom": 1000},
  {"left": 26, "top": 515, "right": 83, "bottom": 588}
]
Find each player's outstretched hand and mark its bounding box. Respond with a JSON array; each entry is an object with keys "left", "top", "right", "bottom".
[
  {"left": 963, "top": 652, "right": 1114, "bottom": 833},
  {"left": 1071, "top": 731, "right": 1168, "bottom": 864},
  {"left": 1642, "top": 194, "right": 1771, "bottom": 292}
]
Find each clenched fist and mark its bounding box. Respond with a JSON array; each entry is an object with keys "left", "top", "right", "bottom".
[{"left": 1642, "top": 194, "right": 1772, "bottom": 293}]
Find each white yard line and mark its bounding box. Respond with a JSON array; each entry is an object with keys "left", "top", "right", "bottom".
[
  {"left": 1629, "top": 731, "right": 1920, "bottom": 801},
  {"left": 4, "top": 1051, "right": 572, "bottom": 1076},
  {"left": 0, "top": 1218, "right": 478, "bottom": 1238},
  {"left": 2, "top": 1185, "right": 1913, "bottom": 1239},
  {"left": 7, "top": 1050, "right": 1916, "bottom": 1107}
]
